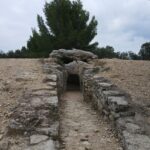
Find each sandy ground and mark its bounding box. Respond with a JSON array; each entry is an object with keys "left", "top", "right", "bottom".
[
  {"left": 60, "top": 91, "right": 122, "bottom": 150},
  {"left": 0, "top": 59, "right": 46, "bottom": 148},
  {"left": 94, "top": 59, "right": 150, "bottom": 106}
]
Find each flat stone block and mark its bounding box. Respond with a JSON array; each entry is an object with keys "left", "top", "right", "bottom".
[
  {"left": 99, "top": 82, "right": 112, "bottom": 88},
  {"left": 32, "top": 90, "right": 51, "bottom": 96},
  {"left": 108, "top": 96, "right": 128, "bottom": 112},
  {"left": 30, "top": 134, "right": 49, "bottom": 145},
  {"left": 103, "top": 90, "right": 123, "bottom": 96},
  {"left": 44, "top": 75, "right": 57, "bottom": 82},
  {"left": 47, "top": 82, "right": 57, "bottom": 87}
]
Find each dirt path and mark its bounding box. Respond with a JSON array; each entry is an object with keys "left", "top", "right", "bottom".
[{"left": 60, "top": 91, "right": 122, "bottom": 150}]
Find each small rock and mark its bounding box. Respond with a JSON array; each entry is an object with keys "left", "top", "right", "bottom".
[
  {"left": 30, "top": 135, "right": 49, "bottom": 145},
  {"left": 0, "top": 134, "right": 3, "bottom": 140}
]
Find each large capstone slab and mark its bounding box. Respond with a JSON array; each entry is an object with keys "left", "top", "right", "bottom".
[{"left": 49, "top": 49, "right": 97, "bottom": 63}]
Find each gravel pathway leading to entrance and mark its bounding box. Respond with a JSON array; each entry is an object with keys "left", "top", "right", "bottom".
[{"left": 60, "top": 91, "right": 122, "bottom": 150}]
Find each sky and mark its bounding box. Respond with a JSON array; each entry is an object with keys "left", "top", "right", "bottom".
[{"left": 0, "top": 0, "right": 150, "bottom": 53}]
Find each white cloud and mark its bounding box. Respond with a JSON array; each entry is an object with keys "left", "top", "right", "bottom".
[{"left": 0, "top": 0, "right": 150, "bottom": 52}]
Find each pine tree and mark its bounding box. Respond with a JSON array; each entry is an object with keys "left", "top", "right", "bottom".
[{"left": 26, "top": 0, "right": 98, "bottom": 57}]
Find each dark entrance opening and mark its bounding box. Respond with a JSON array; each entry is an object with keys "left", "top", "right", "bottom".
[
  {"left": 61, "top": 57, "right": 74, "bottom": 64},
  {"left": 67, "top": 74, "right": 80, "bottom": 90}
]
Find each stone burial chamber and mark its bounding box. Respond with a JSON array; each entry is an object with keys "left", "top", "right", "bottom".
[
  {"left": 50, "top": 49, "right": 150, "bottom": 150},
  {"left": 50, "top": 49, "right": 96, "bottom": 91}
]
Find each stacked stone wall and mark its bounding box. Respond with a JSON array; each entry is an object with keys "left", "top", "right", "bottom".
[{"left": 81, "top": 67, "right": 150, "bottom": 150}]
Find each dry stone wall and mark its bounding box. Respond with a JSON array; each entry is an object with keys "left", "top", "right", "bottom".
[{"left": 81, "top": 67, "right": 150, "bottom": 150}]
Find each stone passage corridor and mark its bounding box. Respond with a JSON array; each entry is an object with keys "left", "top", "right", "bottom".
[{"left": 60, "top": 90, "right": 122, "bottom": 150}]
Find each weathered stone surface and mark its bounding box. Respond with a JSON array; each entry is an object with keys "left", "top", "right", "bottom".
[
  {"left": 108, "top": 96, "right": 128, "bottom": 112},
  {"left": 8, "top": 95, "right": 58, "bottom": 134},
  {"left": 32, "top": 90, "right": 51, "bottom": 96},
  {"left": 0, "top": 134, "right": 3, "bottom": 140},
  {"left": 99, "top": 82, "right": 113, "bottom": 89},
  {"left": 43, "top": 75, "right": 57, "bottom": 82},
  {"left": 0, "top": 141, "right": 9, "bottom": 150},
  {"left": 65, "top": 61, "right": 88, "bottom": 74},
  {"left": 43, "top": 96, "right": 58, "bottom": 107},
  {"left": 36, "top": 128, "right": 52, "bottom": 136},
  {"left": 123, "top": 131, "right": 150, "bottom": 150},
  {"left": 30, "top": 134, "right": 49, "bottom": 145},
  {"left": 36, "top": 122, "right": 59, "bottom": 137},
  {"left": 50, "top": 49, "right": 97, "bottom": 62},
  {"left": 47, "top": 82, "right": 57, "bottom": 87},
  {"left": 31, "top": 97, "right": 44, "bottom": 108},
  {"left": 103, "top": 90, "right": 124, "bottom": 96},
  {"left": 26, "top": 140, "right": 55, "bottom": 150},
  {"left": 8, "top": 119, "right": 24, "bottom": 132},
  {"left": 125, "top": 123, "right": 141, "bottom": 134},
  {"left": 49, "top": 90, "right": 57, "bottom": 96}
]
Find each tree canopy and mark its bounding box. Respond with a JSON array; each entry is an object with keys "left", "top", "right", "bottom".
[
  {"left": 139, "top": 42, "right": 150, "bottom": 60},
  {"left": 26, "top": 0, "right": 98, "bottom": 57}
]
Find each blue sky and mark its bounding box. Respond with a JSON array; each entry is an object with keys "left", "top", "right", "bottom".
[{"left": 0, "top": 0, "right": 150, "bottom": 53}]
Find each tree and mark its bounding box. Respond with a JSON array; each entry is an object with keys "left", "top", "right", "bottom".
[
  {"left": 93, "top": 46, "right": 116, "bottom": 58},
  {"left": 26, "top": 0, "right": 98, "bottom": 57},
  {"left": 128, "top": 51, "right": 140, "bottom": 60},
  {"left": 116, "top": 52, "right": 129, "bottom": 60},
  {"left": 139, "top": 42, "right": 150, "bottom": 60}
]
